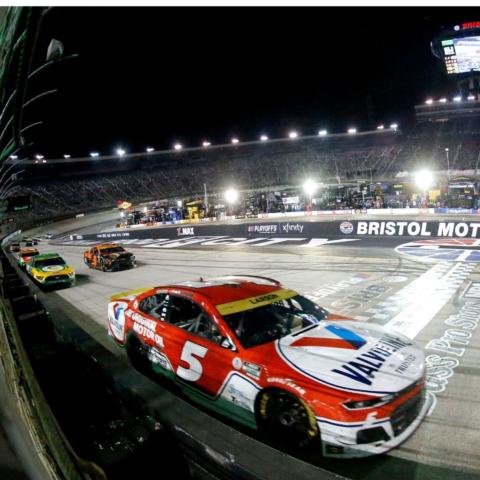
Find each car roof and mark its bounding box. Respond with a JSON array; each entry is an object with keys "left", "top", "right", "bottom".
[
  {"left": 164, "top": 276, "right": 289, "bottom": 305},
  {"left": 20, "top": 247, "right": 38, "bottom": 254},
  {"left": 34, "top": 252, "right": 63, "bottom": 260},
  {"left": 95, "top": 243, "right": 120, "bottom": 249}
]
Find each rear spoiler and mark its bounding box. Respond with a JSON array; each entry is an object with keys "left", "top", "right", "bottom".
[{"left": 109, "top": 286, "right": 153, "bottom": 301}]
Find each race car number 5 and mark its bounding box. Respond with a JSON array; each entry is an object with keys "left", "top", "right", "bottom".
[{"left": 176, "top": 341, "right": 208, "bottom": 382}]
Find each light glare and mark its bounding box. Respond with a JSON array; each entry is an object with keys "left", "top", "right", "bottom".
[
  {"left": 415, "top": 169, "right": 433, "bottom": 191},
  {"left": 303, "top": 179, "right": 317, "bottom": 197},
  {"left": 288, "top": 130, "right": 298, "bottom": 139},
  {"left": 225, "top": 188, "right": 238, "bottom": 204}
]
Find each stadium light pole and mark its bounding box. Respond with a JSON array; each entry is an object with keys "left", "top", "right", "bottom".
[{"left": 445, "top": 148, "right": 450, "bottom": 181}]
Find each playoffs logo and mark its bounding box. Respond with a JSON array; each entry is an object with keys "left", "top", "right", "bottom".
[
  {"left": 247, "top": 224, "right": 278, "bottom": 234},
  {"left": 177, "top": 227, "right": 195, "bottom": 236}
]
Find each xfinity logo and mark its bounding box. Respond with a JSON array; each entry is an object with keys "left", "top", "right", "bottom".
[
  {"left": 177, "top": 227, "right": 195, "bottom": 236},
  {"left": 281, "top": 223, "right": 304, "bottom": 234}
]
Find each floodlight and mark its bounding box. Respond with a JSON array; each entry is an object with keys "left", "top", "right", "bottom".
[
  {"left": 468, "top": 95, "right": 476, "bottom": 100},
  {"left": 116, "top": 148, "right": 126, "bottom": 156},
  {"left": 347, "top": 128, "right": 357, "bottom": 134},
  {"left": 439, "top": 98, "right": 447, "bottom": 103},
  {"left": 225, "top": 188, "right": 238, "bottom": 204},
  {"left": 288, "top": 130, "right": 299, "bottom": 139},
  {"left": 90, "top": 152, "right": 99, "bottom": 158},
  {"left": 390, "top": 123, "right": 398, "bottom": 130},
  {"left": 303, "top": 179, "right": 317, "bottom": 197},
  {"left": 414, "top": 169, "right": 433, "bottom": 192},
  {"left": 64, "top": 154, "right": 71, "bottom": 159},
  {"left": 318, "top": 130, "right": 327, "bottom": 136},
  {"left": 202, "top": 141, "right": 211, "bottom": 147},
  {"left": 377, "top": 125, "right": 384, "bottom": 130},
  {"left": 35, "top": 154, "right": 44, "bottom": 160},
  {"left": 453, "top": 96, "right": 462, "bottom": 102},
  {"left": 10, "top": 155, "right": 18, "bottom": 160},
  {"left": 260, "top": 135, "right": 268, "bottom": 141},
  {"left": 231, "top": 138, "right": 239, "bottom": 144},
  {"left": 174, "top": 143, "right": 183, "bottom": 151},
  {"left": 425, "top": 98, "right": 433, "bottom": 105},
  {"left": 146, "top": 147, "right": 154, "bottom": 152}
]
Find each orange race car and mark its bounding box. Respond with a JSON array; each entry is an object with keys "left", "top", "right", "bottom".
[{"left": 83, "top": 243, "right": 136, "bottom": 272}]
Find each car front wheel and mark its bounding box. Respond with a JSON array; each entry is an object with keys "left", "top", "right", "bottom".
[
  {"left": 257, "top": 389, "right": 319, "bottom": 449},
  {"left": 126, "top": 335, "right": 151, "bottom": 374}
]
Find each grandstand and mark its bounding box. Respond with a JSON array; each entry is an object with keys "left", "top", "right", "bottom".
[{"left": 10, "top": 112, "right": 480, "bottom": 222}]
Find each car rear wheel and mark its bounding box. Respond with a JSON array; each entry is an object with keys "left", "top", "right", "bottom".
[{"left": 257, "top": 389, "right": 319, "bottom": 449}]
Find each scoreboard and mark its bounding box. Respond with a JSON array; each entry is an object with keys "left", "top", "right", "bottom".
[
  {"left": 432, "top": 22, "right": 480, "bottom": 76},
  {"left": 442, "top": 36, "right": 480, "bottom": 74}
]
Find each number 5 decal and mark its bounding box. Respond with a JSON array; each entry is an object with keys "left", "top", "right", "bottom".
[{"left": 176, "top": 341, "right": 208, "bottom": 382}]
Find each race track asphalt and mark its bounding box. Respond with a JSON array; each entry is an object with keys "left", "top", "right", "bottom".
[{"left": 18, "top": 213, "right": 480, "bottom": 480}]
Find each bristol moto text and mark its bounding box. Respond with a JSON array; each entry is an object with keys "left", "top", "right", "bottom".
[{"left": 107, "top": 275, "right": 430, "bottom": 457}]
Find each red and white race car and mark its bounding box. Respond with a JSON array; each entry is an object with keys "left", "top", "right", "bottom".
[{"left": 107, "top": 275, "right": 429, "bottom": 457}]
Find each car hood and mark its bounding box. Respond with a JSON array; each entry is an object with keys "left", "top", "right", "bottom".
[
  {"left": 276, "top": 321, "right": 424, "bottom": 395},
  {"left": 33, "top": 265, "right": 74, "bottom": 275}
]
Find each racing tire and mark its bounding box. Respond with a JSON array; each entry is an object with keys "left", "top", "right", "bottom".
[
  {"left": 126, "top": 335, "right": 151, "bottom": 374},
  {"left": 84, "top": 257, "right": 91, "bottom": 268},
  {"left": 256, "top": 389, "right": 320, "bottom": 450}
]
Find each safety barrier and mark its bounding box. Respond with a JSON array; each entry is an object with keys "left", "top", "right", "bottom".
[{"left": 0, "top": 246, "right": 104, "bottom": 479}]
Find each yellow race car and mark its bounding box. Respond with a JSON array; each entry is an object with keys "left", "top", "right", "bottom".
[{"left": 26, "top": 252, "right": 75, "bottom": 287}]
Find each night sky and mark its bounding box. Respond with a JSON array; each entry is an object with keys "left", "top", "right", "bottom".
[{"left": 22, "top": 7, "right": 480, "bottom": 158}]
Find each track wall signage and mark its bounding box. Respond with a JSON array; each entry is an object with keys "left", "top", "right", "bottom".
[{"left": 72, "top": 220, "right": 480, "bottom": 242}]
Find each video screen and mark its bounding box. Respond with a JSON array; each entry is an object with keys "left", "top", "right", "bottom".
[{"left": 442, "top": 36, "right": 480, "bottom": 74}]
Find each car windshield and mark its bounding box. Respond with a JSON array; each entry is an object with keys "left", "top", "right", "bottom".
[
  {"left": 223, "top": 295, "right": 328, "bottom": 348},
  {"left": 101, "top": 246, "right": 125, "bottom": 254},
  {"left": 34, "top": 257, "right": 65, "bottom": 267}
]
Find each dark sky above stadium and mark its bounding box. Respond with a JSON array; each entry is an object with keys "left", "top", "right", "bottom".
[{"left": 25, "top": 7, "right": 479, "bottom": 158}]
